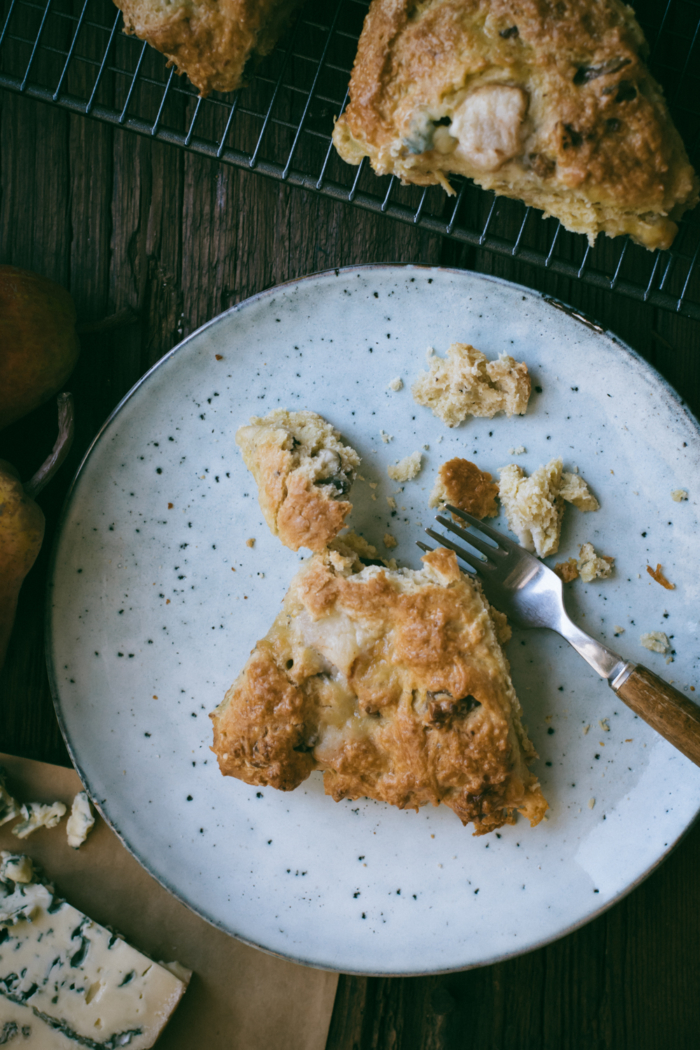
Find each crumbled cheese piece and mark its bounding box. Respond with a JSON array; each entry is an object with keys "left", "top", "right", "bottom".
[
  {"left": 388, "top": 377, "right": 403, "bottom": 391},
  {"left": 640, "top": 631, "right": 671, "bottom": 654},
  {"left": 577, "top": 542, "right": 614, "bottom": 583},
  {"left": 380, "top": 430, "right": 393, "bottom": 443},
  {"left": 671, "top": 489, "right": 688, "bottom": 502},
  {"left": 0, "top": 768, "right": 20, "bottom": 827},
  {"left": 11, "top": 801, "right": 67, "bottom": 840},
  {"left": 66, "top": 791, "right": 96, "bottom": 849},
  {"left": 508, "top": 445, "right": 526, "bottom": 455},
  {"left": 383, "top": 532, "right": 398, "bottom": 549},
  {"left": 0, "top": 851, "right": 35, "bottom": 884},
  {"left": 246, "top": 537, "right": 255, "bottom": 548},
  {"left": 387, "top": 452, "right": 423, "bottom": 482},
  {"left": 412, "top": 343, "right": 530, "bottom": 427},
  {"left": 387, "top": 496, "right": 397, "bottom": 510},
  {"left": 498, "top": 458, "right": 598, "bottom": 558}
]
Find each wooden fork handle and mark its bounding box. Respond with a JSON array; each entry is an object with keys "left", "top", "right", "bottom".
[{"left": 613, "top": 665, "right": 700, "bottom": 767}]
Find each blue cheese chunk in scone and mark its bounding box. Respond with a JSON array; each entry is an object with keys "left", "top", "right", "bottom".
[{"left": 0, "top": 852, "right": 190, "bottom": 1048}]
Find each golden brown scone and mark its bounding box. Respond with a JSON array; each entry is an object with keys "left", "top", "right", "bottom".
[
  {"left": 236, "top": 409, "right": 360, "bottom": 552},
  {"left": 333, "top": 0, "right": 698, "bottom": 249},
  {"left": 114, "top": 0, "right": 304, "bottom": 96},
  {"left": 211, "top": 542, "right": 547, "bottom": 834},
  {"left": 430, "top": 457, "right": 499, "bottom": 518}
]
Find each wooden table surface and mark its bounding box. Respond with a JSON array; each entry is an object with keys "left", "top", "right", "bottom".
[{"left": 2, "top": 88, "right": 699, "bottom": 1050}]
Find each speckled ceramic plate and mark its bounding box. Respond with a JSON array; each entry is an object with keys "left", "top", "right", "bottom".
[{"left": 48, "top": 266, "right": 700, "bottom": 975}]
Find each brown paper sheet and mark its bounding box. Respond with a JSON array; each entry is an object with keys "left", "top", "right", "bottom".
[{"left": 0, "top": 753, "right": 338, "bottom": 1049}]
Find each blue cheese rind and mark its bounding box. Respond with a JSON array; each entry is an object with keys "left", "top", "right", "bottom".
[{"left": 0, "top": 862, "right": 190, "bottom": 1048}]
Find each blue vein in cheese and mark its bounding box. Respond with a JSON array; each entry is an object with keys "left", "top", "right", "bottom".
[{"left": 0, "top": 855, "right": 190, "bottom": 1049}]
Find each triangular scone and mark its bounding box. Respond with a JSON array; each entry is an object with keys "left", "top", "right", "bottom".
[
  {"left": 210, "top": 543, "right": 547, "bottom": 835},
  {"left": 333, "top": 0, "right": 698, "bottom": 249},
  {"left": 114, "top": 0, "right": 304, "bottom": 96},
  {"left": 236, "top": 409, "right": 361, "bottom": 552}
]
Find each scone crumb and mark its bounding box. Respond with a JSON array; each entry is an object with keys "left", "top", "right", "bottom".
[
  {"left": 647, "top": 563, "right": 675, "bottom": 589},
  {"left": 387, "top": 496, "right": 397, "bottom": 509},
  {"left": 388, "top": 377, "right": 403, "bottom": 391},
  {"left": 613, "top": 625, "right": 625, "bottom": 636},
  {"left": 554, "top": 558, "right": 579, "bottom": 583},
  {"left": 578, "top": 542, "right": 614, "bottom": 583},
  {"left": 583, "top": 725, "right": 590, "bottom": 735},
  {"left": 429, "top": 458, "right": 499, "bottom": 518},
  {"left": 588, "top": 798, "right": 596, "bottom": 810},
  {"left": 640, "top": 631, "right": 671, "bottom": 654},
  {"left": 671, "top": 489, "right": 688, "bottom": 501},
  {"left": 412, "top": 343, "right": 530, "bottom": 427},
  {"left": 599, "top": 719, "right": 610, "bottom": 732},
  {"left": 383, "top": 532, "right": 398, "bottom": 549},
  {"left": 380, "top": 430, "right": 393, "bottom": 443},
  {"left": 508, "top": 446, "right": 526, "bottom": 455},
  {"left": 387, "top": 452, "right": 423, "bottom": 482},
  {"left": 246, "top": 538, "right": 255, "bottom": 548}
]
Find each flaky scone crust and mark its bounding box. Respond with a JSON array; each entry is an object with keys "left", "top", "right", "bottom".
[
  {"left": 115, "top": 0, "right": 304, "bottom": 96},
  {"left": 211, "top": 545, "right": 547, "bottom": 834},
  {"left": 430, "top": 457, "right": 500, "bottom": 518},
  {"left": 333, "top": 0, "right": 698, "bottom": 248}
]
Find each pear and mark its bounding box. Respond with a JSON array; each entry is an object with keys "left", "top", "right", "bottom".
[
  {"left": 0, "top": 266, "right": 79, "bottom": 431},
  {"left": 0, "top": 394, "right": 74, "bottom": 669},
  {"left": 0, "top": 460, "right": 45, "bottom": 668}
]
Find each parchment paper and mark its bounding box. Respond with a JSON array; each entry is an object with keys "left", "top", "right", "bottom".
[{"left": 0, "top": 754, "right": 339, "bottom": 1049}]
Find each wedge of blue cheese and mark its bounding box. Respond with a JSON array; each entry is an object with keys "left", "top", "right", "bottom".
[{"left": 0, "top": 853, "right": 190, "bottom": 1048}]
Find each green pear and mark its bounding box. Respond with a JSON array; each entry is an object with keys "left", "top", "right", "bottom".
[
  {"left": 0, "top": 460, "right": 45, "bottom": 668},
  {"left": 0, "top": 394, "right": 74, "bottom": 670},
  {"left": 0, "top": 266, "right": 79, "bottom": 430}
]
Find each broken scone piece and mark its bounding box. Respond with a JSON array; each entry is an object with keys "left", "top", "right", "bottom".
[
  {"left": 114, "top": 0, "right": 305, "bottom": 96},
  {"left": 236, "top": 409, "right": 360, "bottom": 552},
  {"left": 430, "top": 458, "right": 499, "bottom": 519},
  {"left": 555, "top": 542, "right": 614, "bottom": 583},
  {"left": 413, "top": 343, "right": 530, "bottom": 427},
  {"left": 499, "top": 458, "right": 598, "bottom": 558},
  {"left": 333, "top": 0, "right": 698, "bottom": 249},
  {"left": 211, "top": 542, "right": 547, "bottom": 835}
]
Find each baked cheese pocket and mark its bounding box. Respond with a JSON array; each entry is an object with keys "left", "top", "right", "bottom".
[
  {"left": 114, "top": 0, "right": 305, "bottom": 96},
  {"left": 332, "top": 0, "right": 699, "bottom": 249},
  {"left": 211, "top": 542, "right": 547, "bottom": 835}
]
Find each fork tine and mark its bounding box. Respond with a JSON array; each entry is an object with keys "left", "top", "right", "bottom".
[
  {"left": 444, "top": 505, "right": 520, "bottom": 550},
  {"left": 435, "top": 514, "right": 502, "bottom": 562},
  {"left": 424, "top": 528, "right": 491, "bottom": 574}
]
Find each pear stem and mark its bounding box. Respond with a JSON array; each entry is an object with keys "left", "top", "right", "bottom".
[{"left": 24, "top": 393, "right": 75, "bottom": 499}]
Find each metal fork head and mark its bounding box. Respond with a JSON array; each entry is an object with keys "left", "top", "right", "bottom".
[{"left": 419, "top": 504, "right": 565, "bottom": 631}]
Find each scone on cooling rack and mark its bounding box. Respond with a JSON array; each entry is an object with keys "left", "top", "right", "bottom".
[
  {"left": 236, "top": 409, "right": 361, "bottom": 552},
  {"left": 210, "top": 542, "right": 548, "bottom": 835},
  {"left": 114, "top": 0, "right": 304, "bottom": 96},
  {"left": 332, "top": 0, "right": 699, "bottom": 249}
]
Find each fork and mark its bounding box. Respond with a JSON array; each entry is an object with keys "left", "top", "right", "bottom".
[{"left": 419, "top": 506, "right": 700, "bottom": 768}]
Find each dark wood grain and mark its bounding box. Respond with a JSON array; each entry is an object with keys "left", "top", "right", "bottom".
[{"left": 1, "top": 88, "right": 699, "bottom": 1050}]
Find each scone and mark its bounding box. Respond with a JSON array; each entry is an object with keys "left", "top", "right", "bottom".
[
  {"left": 498, "top": 457, "right": 598, "bottom": 557},
  {"left": 413, "top": 343, "right": 530, "bottom": 427},
  {"left": 114, "top": 0, "right": 304, "bottom": 96},
  {"left": 211, "top": 542, "right": 548, "bottom": 834},
  {"left": 236, "top": 409, "right": 360, "bottom": 552},
  {"left": 430, "top": 457, "right": 499, "bottom": 518},
  {"left": 332, "top": 0, "right": 699, "bottom": 249}
]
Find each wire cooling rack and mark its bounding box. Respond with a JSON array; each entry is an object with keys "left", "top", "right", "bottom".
[{"left": 1, "top": 0, "right": 699, "bottom": 319}]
